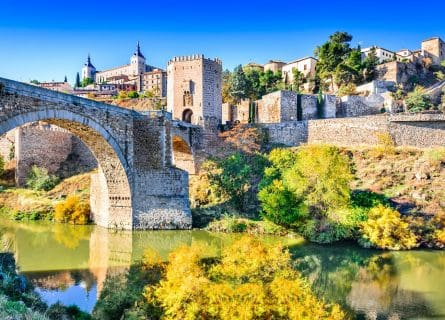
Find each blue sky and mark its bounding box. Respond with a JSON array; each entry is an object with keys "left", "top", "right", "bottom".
[{"left": 1, "top": 0, "right": 444, "bottom": 84}]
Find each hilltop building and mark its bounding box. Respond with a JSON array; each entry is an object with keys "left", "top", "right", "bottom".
[
  {"left": 167, "top": 55, "right": 222, "bottom": 126},
  {"left": 361, "top": 37, "right": 445, "bottom": 65},
  {"left": 81, "top": 55, "right": 96, "bottom": 81},
  {"left": 37, "top": 81, "right": 73, "bottom": 93},
  {"left": 282, "top": 57, "right": 317, "bottom": 85},
  {"left": 80, "top": 43, "right": 166, "bottom": 97},
  {"left": 264, "top": 60, "right": 286, "bottom": 73}
]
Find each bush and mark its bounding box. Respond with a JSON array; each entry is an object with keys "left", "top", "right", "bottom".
[
  {"left": 283, "top": 144, "right": 353, "bottom": 214},
  {"left": 359, "top": 205, "right": 418, "bottom": 250},
  {"left": 54, "top": 195, "right": 90, "bottom": 224},
  {"left": 337, "top": 83, "right": 357, "bottom": 97},
  {"left": 258, "top": 179, "right": 306, "bottom": 227},
  {"left": 25, "top": 166, "right": 59, "bottom": 191},
  {"left": 127, "top": 91, "right": 139, "bottom": 99},
  {"left": 144, "top": 236, "right": 345, "bottom": 319},
  {"left": 405, "top": 86, "right": 433, "bottom": 112},
  {"left": 351, "top": 190, "right": 390, "bottom": 209}
]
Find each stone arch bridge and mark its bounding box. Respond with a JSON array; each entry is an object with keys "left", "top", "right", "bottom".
[{"left": 0, "top": 77, "right": 201, "bottom": 230}]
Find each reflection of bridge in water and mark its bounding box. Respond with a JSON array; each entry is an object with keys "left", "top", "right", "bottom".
[{"left": 0, "top": 221, "right": 226, "bottom": 298}]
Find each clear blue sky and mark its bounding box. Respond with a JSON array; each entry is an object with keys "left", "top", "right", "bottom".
[{"left": 1, "top": 0, "right": 444, "bottom": 84}]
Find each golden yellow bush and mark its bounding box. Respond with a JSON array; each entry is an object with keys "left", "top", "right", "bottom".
[
  {"left": 434, "top": 229, "right": 445, "bottom": 247},
  {"left": 360, "top": 205, "right": 418, "bottom": 250},
  {"left": 54, "top": 195, "right": 90, "bottom": 225},
  {"left": 144, "top": 236, "right": 345, "bottom": 319}
]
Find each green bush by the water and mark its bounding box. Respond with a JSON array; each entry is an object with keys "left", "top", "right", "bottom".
[{"left": 26, "top": 166, "right": 59, "bottom": 191}]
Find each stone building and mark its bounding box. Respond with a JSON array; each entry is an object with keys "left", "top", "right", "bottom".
[
  {"left": 37, "top": 81, "right": 73, "bottom": 93},
  {"left": 86, "top": 42, "right": 163, "bottom": 94},
  {"left": 421, "top": 37, "right": 445, "bottom": 65},
  {"left": 138, "top": 69, "right": 167, "bottom": 97},
  {"left": 281, "top": 57, "right": 317, "bottom": 85},
  {"left": 264, "top": 60, "right": 286, "bottom": 73},
  {"left": 361, "top": 36, "right": 445, "bottom": 65},
  {"left": 94, "top": 42, "right": 152, "bottom": 83},
  {"left": 81, "top": 55, "right": 96, "bottom": 81},
  {"left": 167, "top": 55, "right": 222, "bottom": 126},
  {"left": 244, "top": 62, "right": 264, "bottom": 72}
]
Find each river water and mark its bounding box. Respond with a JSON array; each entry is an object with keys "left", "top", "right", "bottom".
[{"left": 1, "top": 219, "right": 445, "bottom": 319}]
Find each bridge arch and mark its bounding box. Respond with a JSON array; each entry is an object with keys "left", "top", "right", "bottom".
[
  {"left": 1, "top": 109, "right": 133, "bottom": 229},
  {"left": 0, "top": 77, "right": 192, "bottom": 230},
  {"left": 172, "top": 135, "right": 196, "bottom": 175}
]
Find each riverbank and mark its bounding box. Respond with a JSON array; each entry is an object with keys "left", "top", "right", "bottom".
[
  {"left": 0, "top": 172, "right": 91, "bottom": 222},
  {"left": 190, "top": 142, "right": 445, "bottom": 250}
]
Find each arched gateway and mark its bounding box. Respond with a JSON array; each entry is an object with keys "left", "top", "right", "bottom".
[{"left": 0, "top": 77, "right": 191, "bottom": 230}]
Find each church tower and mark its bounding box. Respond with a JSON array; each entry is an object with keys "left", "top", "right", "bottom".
[
  {"left": 81, "top": 55, "right": 96, "bottom": 81},
  {"left": 130, "top": 42, "right": 146, "bottom": 76}
]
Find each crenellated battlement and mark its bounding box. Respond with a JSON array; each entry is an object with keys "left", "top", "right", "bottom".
[{"left": 168, "top": 54, "right": 222, "bottom": 65}]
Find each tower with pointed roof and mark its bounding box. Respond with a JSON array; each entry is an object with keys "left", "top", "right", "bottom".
[
  {"left": 130, "top": 42, "right": 146, "bottom": 76},
  {"left": 81, "top": 55, "right": 96, "bottom": 82}
]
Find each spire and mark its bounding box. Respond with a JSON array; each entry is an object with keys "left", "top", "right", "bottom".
[
  {"left": 85, "top": 54, "right": 95, "bottom": 69},
  {"left": 134, "top": 41, "right": 145, "bottom": 59}
]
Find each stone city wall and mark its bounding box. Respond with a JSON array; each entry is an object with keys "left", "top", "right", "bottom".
[{"left": 260, "top": 114, "right": 445, "bottom": 148}]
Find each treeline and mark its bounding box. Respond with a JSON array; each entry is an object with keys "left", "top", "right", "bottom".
[{"left": 222, "top": 31, "right": 380, "bottom": 104}]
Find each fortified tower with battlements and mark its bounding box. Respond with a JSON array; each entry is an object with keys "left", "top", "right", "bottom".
[{"left": 167, "top": 55, "right": 222, "bottom": 129}]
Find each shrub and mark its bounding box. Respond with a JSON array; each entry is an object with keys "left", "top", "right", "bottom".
[
  {"left": 284, "top": 144, "right": 353, "bottom": 214},
  {"left": 351, "top": 189, "right": 390, "bottom": 209},
  {"left": 370, "top": 132, "right": 395, "bottom": 157},
  {"left": 359, "top": 205, "right": 418, "bottom": 250},
  {"left": 337, "top": 83, "right": 357, "bottom": 97},
  {"left": 25, "top": 166, "right": 59, "bottom": 191},
  {"left": 127, "top": 91, "right": 139, "bottom": 99},
  {"left": 258, "top": 179, "right": 306, "bottom": 227},
  {"left": 405, "top": 86, "right": 433, "bottom": 112},
  {"left": 54, "top": 195, "right": 90, "bottom": 224},
  {"left": 144, "top": 236, "right": 345, "bottom": 319}
]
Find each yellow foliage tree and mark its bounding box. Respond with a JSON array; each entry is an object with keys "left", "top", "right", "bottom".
[
  {"left": 360, "top": 205, "right": 418, "bottom": 250},
  {"left": 144, "top": 236, "right": 345, "bottom": 319},
  {"left": 54, "top": 195, "right": 90, "bottom": 225}
]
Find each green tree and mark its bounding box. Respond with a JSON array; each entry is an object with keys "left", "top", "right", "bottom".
[
  {"left": 222, "top": 69, "right": 236, "bottom": 104},
  {"left": 64, "top": 75, "right": 68, "bottom": 83},
  {"left": 284, "top": 145, "right": 353, "bottom": 214},
  {"left": 362, "top": 47, "right": 380, "bottom": 82},
  {"left": 405, "top": 86, "right": 433, "bottom": 112},
  {"left": 208, "top": 153, "right": 253, "bottom": 210},
  {"left": 292, "top": 68, "right": 305, "bottom": 93},
  {"left": 230, "top": 65, "right": 249, "bottom": 102},
  {"left": 315, "top": 32, "right": 353, "bottom": 91},
  {"left": 259, "top": 70, "right": 282, "bottom": 94},
  {"left": 81, "top": 77, "right": 94, "bottom": 87},
  {"left": 75, "top": 72, "right": 81, "bottom": 88},
  {"left": 29, "top": 80, "right": 40, "bottom": 85}
]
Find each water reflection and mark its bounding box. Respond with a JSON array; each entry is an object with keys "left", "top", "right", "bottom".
[
  {"left": 291, "top": 243, "right": 445, "bottom": 319},
  {"left": 1, "top": 220, "right": 445, "bottom": 318}
]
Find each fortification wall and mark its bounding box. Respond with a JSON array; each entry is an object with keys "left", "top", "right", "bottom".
[
  {"left": 338, "top": 95, "right": 384, "bottom": 118},
  {"left": 260, "top": 114, "right": 445, "bottom": 148}
]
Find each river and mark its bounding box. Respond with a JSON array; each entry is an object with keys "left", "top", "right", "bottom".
[{"left": 1, "top": 219, "right": 445, "bottom": 319}]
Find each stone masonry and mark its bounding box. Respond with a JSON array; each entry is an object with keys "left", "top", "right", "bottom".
[
  {"left": 167, "top": 55, "right": 222, "bottom": 130},
  {"left": 0, "top": 77, "right": 193, "bottom": 230},
  {"left": 260, "top": 113, "right": 445, "bottom": 148}
]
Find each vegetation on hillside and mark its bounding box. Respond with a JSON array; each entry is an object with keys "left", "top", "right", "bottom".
[
  {"left": 0, "top": 164, "right": 91, "bottom": 224},
  {"left": 191, "top": 125, "right": 445, "bottom": 250}
]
